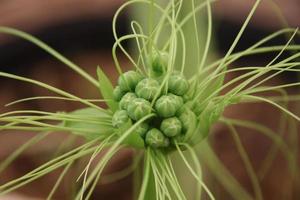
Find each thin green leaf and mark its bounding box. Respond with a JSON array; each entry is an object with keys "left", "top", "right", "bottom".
[{"left": 97, "top": 66, "right": 119, "bottom": 112}]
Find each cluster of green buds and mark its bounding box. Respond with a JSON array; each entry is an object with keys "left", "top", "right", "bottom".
[{"left": 111, "top": 52, "right": 199, "bottom": 150}]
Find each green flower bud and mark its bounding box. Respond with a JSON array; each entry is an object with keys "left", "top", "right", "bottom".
[
  {"left": 113, "top": 86, "right": 125, "bottom": 101},
  {"left": 168, "top": 74, "right": 189, "bottom": 96},
  {"left": 112, "top": 110, "right": 129, "bottom": 128},
  {"left": 118, "top": 71, "right": 143, "bottom": 92},
  {"left": 145, "top": 128, "right": 170, "bottom": 148},
  {"left": 178, "top": 109, "right": 190, "bottom": 132},
  {"left": 135, "top": 78, "right": 160, "bottom": 101},
  {"left": 160, "top": 117, "right": 182, "bottom": 137},
  {"left": 179, "top": 108, "right": 196, "bottom": 133},
  {"left": 119, "top": 92, "right": 137, "bottom": 110},
  {"left": 127, "top": 98, "right": 152, "bottom": 121},
  {"left": 155, "top": 94, "right": 180, "bottom": 118},
  {"left": 135, "top": 122, "right": 149, "bottom": 138},
  {"left": 150, "top": 51, "right": 169, "bottom": 77},
  {"left": 168, "top": 93, "right": 184, "bottom": 108}
]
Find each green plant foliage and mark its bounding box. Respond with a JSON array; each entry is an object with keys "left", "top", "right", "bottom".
[
  {"left": 97, "top": 66, "right": 119, "bottom": 111},
  {"left": 0, "top": 0, "right": 299, "bottom": 199},
  {"left": 62, "top": 108, "right": 114, "bottom": 139}
]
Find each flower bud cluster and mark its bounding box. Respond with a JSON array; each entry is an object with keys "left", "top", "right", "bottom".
[{"left": 112, "top": 56, "right": 195, "bottom": 149}]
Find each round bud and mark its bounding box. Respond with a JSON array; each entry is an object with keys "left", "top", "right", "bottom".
[
  {"left": 135, "top": 78, "right": 160, "bottom": 101},
  {"left": 135, "top": 122, "right": 149, "bottom": 138},
  {"left": 113, "top": 86, "right": 125, "bottom": 101},
  {"left": 155, "top": 94, "right": 180, "bottom": 118},
  {"left": 119, "top": 92, "right": 137, "bottom": 110},
  {"left": 145, "top": 128, "right": 170, "bottom": 148},
  {"left": 160, "top": 117, "right": 182, "bottom": 137},
  {"left": 112, "top": 110, "right": 129, "bottom": 128},
  {"left": 127, "top": 98, "right": 152, "bottom": 121},
  {"left": 150, "top": 51, "right": 168, "bottom": 77},
  {"left": 168, "top": 74, "right": 189, "bottom": 96},
  {"left": 179, "top": 109, "right": 190, "bottom": 132},
  {"left": 178, "top": 108, "right": 196, "bottom": 132},
  {"left": 118, "top": 71, "right": 143, "bottom": 92},
  {"left": 168, "top": 93, "right": 184, "bottom": 108}
]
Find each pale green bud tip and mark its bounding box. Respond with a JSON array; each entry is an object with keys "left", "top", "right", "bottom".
[
  {"left": 119, "top": 92, "right": 137, "bottom": 110},
  {"left": 155, "top": 94, "right": 180, "bottom": 118},
  {"left": 152, "top": 51, "right": 168, "bottom": 73},
  {"left": 127, "top": 98, "right": 152, "bottom": 121},
  {"left": 168, "top": 74, "right": 189, "bottom": 96},
  {"left": 112, "top": 110, "right": 129, "bottom": 128},
  {"left": 145, "top": 128, "right": 169, "bottom": 148},
  {"left": 160, "top": 117, "right": 182, "bottom": 137},
  {"left": 118, "top": 71, "right": 143, "bottom": 92},
  {"left": 113, "top": 86, "right": 125, "bottom": 101},
  {"left": 135, "top": 78, "right": 160, "bottom": 101}
]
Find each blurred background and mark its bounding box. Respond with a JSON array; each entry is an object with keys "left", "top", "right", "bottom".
[{"left": 0, "top": 0, "right": 299, "bottom": 199}]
